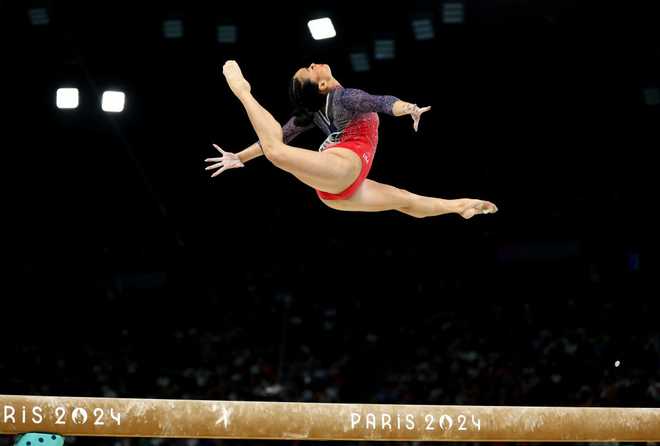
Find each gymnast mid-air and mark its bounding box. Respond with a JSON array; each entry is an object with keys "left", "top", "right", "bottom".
[{"left": 206, "top": 60, "right": 497, "bottom": 219}]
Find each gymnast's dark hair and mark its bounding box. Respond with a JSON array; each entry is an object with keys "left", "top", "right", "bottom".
[{"left": 289, "top": 77, "right": 325, "bottom": 127}]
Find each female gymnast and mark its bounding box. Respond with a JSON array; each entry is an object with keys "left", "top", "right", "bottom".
[{"left": 206, "top": 60, "right": 497, "bottom": 219}]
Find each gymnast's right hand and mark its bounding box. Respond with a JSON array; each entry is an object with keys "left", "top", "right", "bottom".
[{"left": 205, "top": 144, "right": 244, "bottom": 177}]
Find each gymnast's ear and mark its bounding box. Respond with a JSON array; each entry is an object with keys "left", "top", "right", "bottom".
[{"left": 318, "top": 80, "right": 329, "bottom": 94}]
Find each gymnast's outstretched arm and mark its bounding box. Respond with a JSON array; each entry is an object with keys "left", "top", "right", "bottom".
[
  {"left": 337, "top": 88, "right": 431, "bottom": 132},
  {"left": 205, "top": 116, "right": 313, "bottom": 177}
]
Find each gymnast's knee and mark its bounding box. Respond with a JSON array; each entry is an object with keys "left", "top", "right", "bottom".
[{"left": 260, "top": 140, "right": 288, "bottom": 167}]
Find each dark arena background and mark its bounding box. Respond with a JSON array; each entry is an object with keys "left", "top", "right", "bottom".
[{"left": 1, "top": 1, "right": 657, "bottom": 446}]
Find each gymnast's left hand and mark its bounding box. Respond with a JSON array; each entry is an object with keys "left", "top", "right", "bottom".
[
  {"left": 411, "top": 105, "right": 431, "bottom": 132},
  {"left": 205, "top": 144, "right": 244, "bottom": 177}
]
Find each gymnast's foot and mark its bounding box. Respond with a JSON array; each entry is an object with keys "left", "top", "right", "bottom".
[
  {"left": 222, "top": 60, "right": 251, "bottom": 98},
  {"left": 457, "top": 199, "right": 498, "bottom": 219}
]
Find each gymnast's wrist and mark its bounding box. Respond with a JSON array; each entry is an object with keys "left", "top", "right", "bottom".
[{"left": 393, "top": 100, "right": 418, "bottom": 117}]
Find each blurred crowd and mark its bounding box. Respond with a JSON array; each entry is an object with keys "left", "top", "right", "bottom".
[{"left": 2, "top": 300, "right": 658, "bottom": 446}]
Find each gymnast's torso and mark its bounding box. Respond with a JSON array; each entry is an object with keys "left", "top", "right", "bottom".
[{"left": 281, "top": 87, "right": 399, "bottom": 150}]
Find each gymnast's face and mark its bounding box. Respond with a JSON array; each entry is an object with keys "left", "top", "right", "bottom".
[{"left": 294, "top": 63, "right": 333, "bottom": 93}]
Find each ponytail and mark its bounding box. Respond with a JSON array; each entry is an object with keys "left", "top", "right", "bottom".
[{"left": 289, "top": 77, "right": 325, "bottom": 127}]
